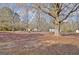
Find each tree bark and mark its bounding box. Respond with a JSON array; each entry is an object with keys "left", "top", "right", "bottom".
[
  {"left": 54, "top": 24, "right": 61, "bottom": 36},
  {"left": 54, "top": 17, "right": 61, "bottom": 36}
]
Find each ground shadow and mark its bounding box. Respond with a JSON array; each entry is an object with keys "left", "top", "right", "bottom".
[
  {"left": 0, "top": 32, "right": 44, "bottom": 42},
  {"left": 22, "top": 44, "right": 79, "bottom": 55},
  {"left": 61, "top": 32, "right": 79, "bottom": 36}
]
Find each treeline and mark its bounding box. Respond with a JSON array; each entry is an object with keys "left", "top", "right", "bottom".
[
  {"left": 0, "top": 7, "right": 24, "bottom": 31},
  {"left": 0, "top": 7, "right": 79, "bottom": 32},
  {"left": 0, "top": 7, "right": 54, "bottom": 31}
]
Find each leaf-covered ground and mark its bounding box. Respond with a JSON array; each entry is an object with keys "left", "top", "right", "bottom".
[{"left": 0, "top": 32, "right": 79, "bottom": 55}]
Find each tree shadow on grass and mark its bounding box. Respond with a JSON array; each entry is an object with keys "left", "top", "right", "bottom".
[
  {"left": 0, "top": 44, "right": 79, "bottom": 55},
  {"left": 61, "top": 32, "right": 79, "bottom": 36},
  {"left": 0, "top": 32, "right": 44, "bottom": 41},
  {"left": 23, "top": 44, "right": 79, "bottom": 55}
]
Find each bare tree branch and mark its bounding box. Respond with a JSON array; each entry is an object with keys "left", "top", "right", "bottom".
[
  {"left": 60, "top": 4, "right": 79, "bottom": 23},
  {"left": 32, "top": 4, "right": 56, "bottom": 19},
  {"left": 60, "top": 4, "right": 71, "bottom": 13}
]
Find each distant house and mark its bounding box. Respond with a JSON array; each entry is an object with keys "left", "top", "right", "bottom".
[
  {"left": 76, "top": 30, "right": 79, "bottom": 33},
  {"left": 33, "top": 28, "right": 38, "bottom": 32},
  {"left": 49, "top": 29, "right": 56, "bottom": 32}
]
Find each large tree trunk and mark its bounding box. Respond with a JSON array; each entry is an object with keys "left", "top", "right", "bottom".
[
  {"left": 54, "top": 17, "right": 61, "bottom": 36},
  {"left": 54, "top": 24, "right": 61, "bottom": 36}
]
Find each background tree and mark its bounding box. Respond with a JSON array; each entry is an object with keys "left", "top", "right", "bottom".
[
  {"left": 0, "top": 7, "right": 21, "bottom": 31},
  {"left": 32, "top": 3, "right": 79, "bottom": 36}
]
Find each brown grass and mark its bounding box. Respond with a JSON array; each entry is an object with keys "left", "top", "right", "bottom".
[{"left": 0, "top": 32, "right": 79, "bottom": 55}]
